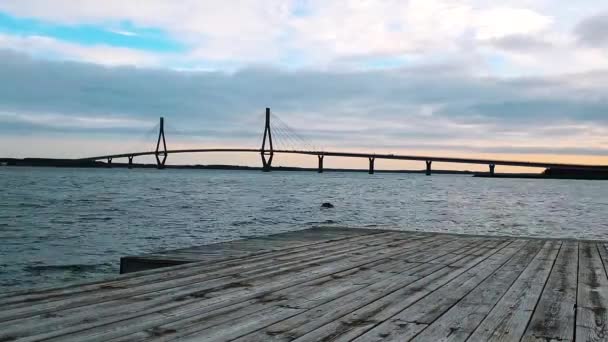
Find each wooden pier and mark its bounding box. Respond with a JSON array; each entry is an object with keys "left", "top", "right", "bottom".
[{"left": 2, "top": 227, "right": 608, "bottom": 341}]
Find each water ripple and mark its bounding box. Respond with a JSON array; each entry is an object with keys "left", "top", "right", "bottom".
[{"left": 0, "top": 167, "right": 607, "bottom": 292}]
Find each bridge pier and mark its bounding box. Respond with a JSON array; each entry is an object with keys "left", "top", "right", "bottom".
[
  {"left": 369, "top": 157, "right": 375, "bottom": 174},
  {"left": 128, "top": 156, "right": 134, "bottom": 169},
  {"left": 425, "top": 160, "right": 432, "bottom": 176},
  {"left": 261, "top": 156, "right": 273, "bottom": 172},
  {"left": 318, "top": 155, "right": 324, "bottom": 173},
  {"left": 489, "top": 164, "right": 496, "bottom": 176},
  {"left": 107, "top": 157, "right": 112, "bottom": 168},
  {"left": 155, "top": 157, "right": 166, "bottom": 169}
]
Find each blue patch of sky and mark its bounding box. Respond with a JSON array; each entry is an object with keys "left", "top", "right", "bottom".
[
  {"left": 279, "top": 51, "right": 309, "bottom": 69},
  {"left": 386, "top": 21, "right": 402, "bottom": 32},
  {"left": 290, "top": 0, "right": 313, "bottom": 17},
  {"left": 486, "top": 54, "right": 508, "bottom": 74},
  {"left": 0, "top": 12, "right": 185, "bottom": 52}
]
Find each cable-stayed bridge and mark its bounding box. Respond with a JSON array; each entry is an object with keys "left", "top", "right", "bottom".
[{"left": 79, "top": 108, "right": 608, "bottom": 175}]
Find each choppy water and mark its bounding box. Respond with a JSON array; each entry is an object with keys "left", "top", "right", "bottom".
[{"left": 1, "top": 167, "right": 607, "bottom": 293}]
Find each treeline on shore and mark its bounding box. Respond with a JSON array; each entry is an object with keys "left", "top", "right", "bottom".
[{"left": 2, "top": 158, "right": 607, "bottom": 179}]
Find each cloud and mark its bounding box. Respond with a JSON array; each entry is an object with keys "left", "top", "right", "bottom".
[
  {"left": 0, "top": 0, "right": 290, "bottom": 65},
  {"left": 484, "top": 34, "right": 554, "bottom": 52},
  {"left": 575, "top": 12, "right": 608, "bottom": 47},
  {"left": 0, "top": 111, "right": 148, "bottom": 129},
  {"left": 472, "top": 7, "right": 552, "bottom": 40},
  {"left": 0, "top": 34, "right": 163, "bottom": 66},
  {"left": 0, "top": 49, "right": 606, "bottom": 158},
  {"left": 0, "top": 0, "right": 570, "bottom": 73}
]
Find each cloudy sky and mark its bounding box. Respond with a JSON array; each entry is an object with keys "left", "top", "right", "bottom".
[{"left": 0, "top": 0, "right": 607, "bottom": 170}]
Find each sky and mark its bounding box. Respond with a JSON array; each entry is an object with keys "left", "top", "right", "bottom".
[{"left": 0, "top": 0, "right": 607, "bottom": 170}]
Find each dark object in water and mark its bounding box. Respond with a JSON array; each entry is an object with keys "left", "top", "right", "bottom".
[{"left": 321, "top": 202, "right": 334, "bottom": 209}]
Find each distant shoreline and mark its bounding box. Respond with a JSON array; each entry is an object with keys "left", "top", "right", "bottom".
[
  {"left": 2, "top": 157, "right": 607, "bottom": 180},
  {"left": 0, "top": 157, "right": 473, "bottom": 175}
]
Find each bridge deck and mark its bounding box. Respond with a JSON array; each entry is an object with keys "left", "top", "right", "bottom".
[
  {"left": 2, "top": 227, "right": 608, "bottom": 341},
  {"left": 81, "top": 148, "right": 608, "bottom": 171}
]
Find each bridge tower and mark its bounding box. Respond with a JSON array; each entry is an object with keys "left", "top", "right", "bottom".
[
  {"left": 261, "top": 108, "right": 274, "bottom": 172},
  {"left": 155, "top": 117, "right": 168, "bottom": 169},
  {"left": 318, "top": 154, "right": 324, "bottom": 173}
]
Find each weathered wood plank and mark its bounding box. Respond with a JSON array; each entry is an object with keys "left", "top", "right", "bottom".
[
  {"left": 576, "top": 242, "right": 608, "bottom": 342},
  {"left": 394, "top": 241, "right": 542, "bottom": 342},
  {"left": 466, "top": 240, "right": 562, "bottom": 341},
  {"left": 352, "top": 322, "right": 428, "bottom": 342},
  {"left": 178, "top": 239, "right": 483, "bottom": 342},
  {"left": 521, "top": 241, "right": 578, "bottom": 342},
  {"left": 0, "top": 231, "right": 400, "bottom": 308},
  {"left": 114, "top": 240, "right": 487, "bottom": 342},
  {"left": 4, "top": 228, "right": 605, "bottom": 342},
  {"left": 108, "top": 258, "right": 430, "bottom": 341},
  {"left": 46, "top": 238, "right": 473, "bottom": 342},
  {"left": 240, "top": 240, "right": 511, "bottom": 342},
  {"left": 0, "top": 227, "right": 384, "bottom": 300},
  {"left": 290, "top": 240, "right": 516, "bottom": 342},
  {"left": 381, "top": 240, "right": 530, "bottom": 324},
  {"left": 0, "top": 232, "right": 411, "bottom": 320},
  {"left": 98, "top": 236, "right": 480, "bottom": 338},
  {"left": 2, "top": 230, "right": 390, "bottom": 303},
  {"left": 1, "top": 235, "right": 459, "bottom": 341}
]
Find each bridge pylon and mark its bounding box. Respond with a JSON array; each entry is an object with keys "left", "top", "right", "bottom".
[
  {"left": 261, "top": 108, "right": 274, "bottom": 172},
  {"left": 318, "top": 154, "right": 324, "bottom": 173},
  {"left": 155, "top": 117, "right": 168, "bottom": 169}
]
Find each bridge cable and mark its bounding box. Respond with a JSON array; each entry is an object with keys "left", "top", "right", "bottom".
[
  {"left": 279, "top": 115, "right": 319, "bottom": 151},
  {"left": 272, "top": 123, "right": 299, "bottom": 151},
  {"left": 271, "top": 113, "right": 320, "bottom": 152}
]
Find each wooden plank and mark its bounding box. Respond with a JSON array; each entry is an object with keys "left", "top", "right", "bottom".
[
  {"left": 0, "top": 231, "right": 400, "bottom": 307},
  {"left": 378, "top": 240, "right": 529, "bottom": 324},
  {"left": 11, "top": 229, "right": 602, "bottom": 342},
  {"left": 134, "top": 228, "right": 392, "bottom": 263},
  {"left": 2, "top": 230, "right": 388, "bottom": 303},
  {"left": 466, "top": 240, "right": 561, "bottom": 341},
  {"left": 0, "top": 227, "right": 383, "bottom": 300},
  {"left": 29, "top": 237, "right": 470, "bottom": 342},
  {"left": 288, "top": 240, "right": 516, "bottom": 342},
  {"left": 108, "top": 259, "right": 431, "bottom": 342},
  {"left": 402, "top": 240, "right": 543, "bottom": 341},
  {"left": 577, "top": 242, "right": 608, "bottom": 342},
  {"left": 176, "top": 306, "right": 305, "bottom": 342},
  {"left": 39, "top": 238, "right": 470, "bottom": 340},
  {"left": 1, "top": 234, "right": 459, "bottom": 341},
  {"left": 157, "top": 239, "right": 481, "bottom": 342},
  {"left": 58, "top": 238, "right": 473, "bottom": 342},
  {"left": 521, "top": 241, "right": 578, "bottom": 342},
  {"left": 233, "top": 240, "right": 511, "bottom": 342},
  {"left": 0, "top": 232, "right": 409, "bottom": 318},
  {"left": 352, "top": 322, "right": 428, "bottom": 342},
  {"left": 0, "top": 232, "right": 436, "bottom": 336},
  {"left": 106, "top": 239, "right": 485, "bottom": 342}
]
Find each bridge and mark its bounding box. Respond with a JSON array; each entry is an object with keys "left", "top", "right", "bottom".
[{"left": 80, "top": 108, "right": 608, "bottom": 175}]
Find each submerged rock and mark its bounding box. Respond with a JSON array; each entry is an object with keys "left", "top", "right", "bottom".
[{"left": 321, "top": 202, "right": 334, "bottom": 209}]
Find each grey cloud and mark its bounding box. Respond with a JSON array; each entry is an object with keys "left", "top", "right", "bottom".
[
  {"left": 484, "top": 34, "right": 553, "bottom": 52},
  {"left": 468, "top": 100, "right": 608, "bottom": 122},
  {"left": 575, "top": 12, "right": 608, "bottom": 46},
  {"left": 0, "top": 49, "right": 607, "bottom": 155}
]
